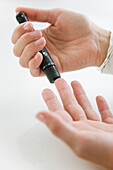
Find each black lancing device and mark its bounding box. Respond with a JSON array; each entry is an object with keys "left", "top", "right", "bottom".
[{"left": 16, "top": 12, "right": 61, "bottom": 83}]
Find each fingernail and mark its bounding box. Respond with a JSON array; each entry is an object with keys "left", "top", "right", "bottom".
[
  {"left": 23, "top": 22, "right": 33, "bottom": 30},
  {"left": 31, "top": 31, "right": 42, "bottom": 38},
  {"left": 34, "top": 53, "right": 39, "bottom": 60},
  {"left": 35, "top": 37, "right": 45, "bottom": 45},
  {"left": 37, "top": 114, "right": 46, "bottom": 123}
]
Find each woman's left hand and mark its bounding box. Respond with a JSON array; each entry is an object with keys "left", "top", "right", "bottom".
[{"left": 36, "top": 78, "right": 113, "bottom": 169}]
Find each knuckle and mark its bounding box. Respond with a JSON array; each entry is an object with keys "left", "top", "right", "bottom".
[
  {"left": 25, "top": 43, "right": 34, "bottom": 53},
  {"left": 29, "top": 61, "right": 38, "bottom": 70},
  {"left": 33, "top": 41, "right": 38, "bottom": 48},
  {"left": 53, "top": 8, "right": 64, "bottom": 13},
  {"left": 29, "top": 60, "right": 35, "bottom": 69},
  {"left": 19, "top": 59, "right": 26, "bottom": 68},
  {"left": 33, "top": 41, "right": 39, "bottom": 49},
  {"left": 38, "top": 30, "right": 42, "bottom": 37},
  {"left": 25, "top": 42, "right": 38, "bottom": 55},
  {"left": 11, "top": 35, "right": 15, "bottom": 44},
  {"left": 30, "top": 70, "right": 38, "bottom": 77},
  {"left": 22, "top": 30, "right": 42, "bottom": 44},
  {"left": 11, "top": 28, "right": 18, "bottom": 44},
  {"left": 11, "top": 25, "right": 23, "bottom": 44},
  {"left": 13, "top": 46, "right": 19, "bottom": 57},
  {"left": 19, "top": 59, "right": 24, "bottom": 67},
  {"left": 58, "top": 8, "right": 64, "bottom": 13},
  {"left": 44, "top": 92, "right": 54, "bottom": 101},
  {"left": 51, "top": 123, "right": 60, "bottom": 136},
  {"left": 23, "top": 32, "right": 33, "bottom": 43}
]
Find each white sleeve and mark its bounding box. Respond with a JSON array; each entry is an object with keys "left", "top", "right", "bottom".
[
  {"left": 101, "top": 55, "right": 113, "bottom": 74},
  {"left": 100, "top": 32, "right": 113, "bottom": 75}
]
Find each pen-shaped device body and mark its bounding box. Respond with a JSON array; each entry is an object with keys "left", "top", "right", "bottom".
[{"left": 16, "top": 12, "right": 61, "bottom": 83}]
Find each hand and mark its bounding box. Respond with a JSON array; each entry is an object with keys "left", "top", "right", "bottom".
[
  {"left": 36, "top": 78, "right": 113, "bottom": 169},
  {"left": 11, "top": 7, "right": 110, "bottom": 77}
]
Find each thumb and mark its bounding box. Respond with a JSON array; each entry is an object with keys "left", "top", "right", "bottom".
[
  {"left": 36, "top": 111, "right": 78, "bottom": 149},
  {"left": 16, "top": 7, "right": 62, "bottom": 25}
]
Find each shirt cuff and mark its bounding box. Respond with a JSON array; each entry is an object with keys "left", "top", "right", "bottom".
[{"left": 99, "top": 32, "right": 113, "bottom": 75}]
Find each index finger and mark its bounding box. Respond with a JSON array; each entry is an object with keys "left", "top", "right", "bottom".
[{"left": 11, "top": 22, "right": 33, "bottom": 44}]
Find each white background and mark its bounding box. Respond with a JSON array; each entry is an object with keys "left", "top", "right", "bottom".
[{"left": 0, "top": 0, "right": 113, "bottom": 169}]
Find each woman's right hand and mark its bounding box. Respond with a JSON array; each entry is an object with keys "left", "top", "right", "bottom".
[{"left": 11, "top": 7, "right": 110, "bottom": 77}]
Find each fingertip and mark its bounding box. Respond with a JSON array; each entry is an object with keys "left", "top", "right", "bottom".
[
  {"left": 38, "top": 52, "right": 43, "bottom": 60},
  {"left": 96, "top": 95, "right": 105, "bottom": 103},
  {"left": 39, "top": 30, "right": 42, "bottom": 38},
  {"left": 41, "top": 88, "right": 52, "bottom": 98},
  {"left": 16, "top": 7, "right": 22, "bottom": 13},
  {"left": 96, "top": 95, "right": 100, "bottom": 102},
  {"left": 36, "top": 111, "right": 50, "bottom": 123},
  {"left": 29, "top": 52, "right": 43, "bottom": 67},
  {"left": 42, "top": 89, "right": 56, "bottom": 105},
  {"left": 71, "top": 80, "right": 78, "bottom": 85},
  {"left": 23, "top": 22, "right": 34, "bottom": 31},
  {"left": 71, "top": 81, "right": 82, "bottom": 88},
  {"left": 34, "top": 52, "right": 43, "bottom": 61},
  {"left": 55, "top": 78, "right": 65, "bottom": 86},
  {"left": 36, "top": 110, "right": 48, "bottom": 116},
  {"left": 36, "top": 111, "right": 76, "bottom": 146},
  {"left": 12, "top": 22, "right": 34, "bottom": 45},
  {"left": 71, "top": 81, "right": 86, "bottom": 97},
  {"left": 16, "top": 7, "right": 27, "bottom": 13},
  {"left": 36, "top": 112, "right": 44, "bottom": 120},
  {"left": 36, "top": 111, "right": 57, "bottom": 122},
  {"left": 35, "top": 37, "right": 46, "bottom": 49},
  {"left": 96, "top": 95, "right": 110, "bottom": 112},
  {"left": 71, "top": 81, "right": 76, "bottom": 88},
  {"left": 41, "top": 37, "right": 46, "bottom": 46},
  {"left": 35, "top": 52, "right": 43, "bottom": 65},
  {"left": 15, "top": 7, "right": 19, "bottom": 13},
  {"left": 29, "top": 52, "right": 43, "bottom": 77},
  {"left": 36, "top": 111, "right": 64, "bottom": 132}
]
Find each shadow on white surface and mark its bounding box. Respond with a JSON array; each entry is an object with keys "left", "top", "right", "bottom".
[{"left": 17, "top": 123, "right": 104, "bottom": 170}]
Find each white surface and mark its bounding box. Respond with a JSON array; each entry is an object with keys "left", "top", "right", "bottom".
[{"left": 0, "top": 0, "right": 113, "bottom": 169}]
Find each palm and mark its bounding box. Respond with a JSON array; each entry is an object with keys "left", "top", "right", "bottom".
[
  {"left": 71, "top": 119, "right": 113, "bottom": 132},
  {"left": 56, "top": 108, "right": 113, "bottom": 135},
  {"left": 42, "top": 9, "right": 98, "bottom": 72}
]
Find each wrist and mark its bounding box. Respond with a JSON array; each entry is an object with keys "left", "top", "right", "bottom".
[{"left": 96, "top": 26, "right": 111, "bottom": 67}]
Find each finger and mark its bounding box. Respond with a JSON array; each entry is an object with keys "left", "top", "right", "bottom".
[
  {"left": 36, "top": 111, "right": 79, "bottom": 149},
  {"left": 96, "top": 96, "right": 113, "bottom": 124},
  {"left": 13, "top": 30, "right": 42, "bottom": 57},
  {"left": 42, "top": 89, "right": 63, "bottom": 112},
  {"left": 29, "top": 52, "right": 44, "bottom": 77},
  {"left": 55, "top": 78, "right": 87, "bottom": 121},
  {"left": 16, "top": 7, "right": 63, "bottom": 25},
  {"left": 42, "top": 88, "right": 72, "bottom": 122},
  {"left": 71, "top": 81, "right": 100, "bottom": 121},
  {"left": 12, "top": 22, "right": 34, "bottom": 44},
  {"left": 19, "top": 37, "right": 46, "bottom": 68}
]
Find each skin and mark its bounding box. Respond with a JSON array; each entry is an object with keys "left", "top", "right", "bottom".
[
  {"left": 36, "top": 78, "right": 113, "bottom": 169},
  {"left": 11, "top": 7, "right": 113, "bottom": 169},
  {"left": 11, "top": 7, "right": 110, "bottom": 77}
]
